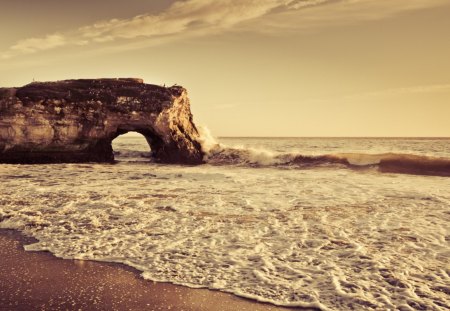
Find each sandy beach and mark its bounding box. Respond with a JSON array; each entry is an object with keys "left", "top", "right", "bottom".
[{"left": 0, "top": 229, "right": 307, "bottom": 311}]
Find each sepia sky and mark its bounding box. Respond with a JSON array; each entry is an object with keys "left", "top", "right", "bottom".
[{"left": 1, "top": 0, "right": 449, "bottom": 137}]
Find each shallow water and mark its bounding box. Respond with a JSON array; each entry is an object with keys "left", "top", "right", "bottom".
[{"left": 1, "top": 135, "right": 449, "bottom": 310}]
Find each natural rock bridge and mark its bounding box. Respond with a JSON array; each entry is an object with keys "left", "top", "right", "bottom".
[{"left": 0, "top": 78, "right": 204, "bottom": 164}]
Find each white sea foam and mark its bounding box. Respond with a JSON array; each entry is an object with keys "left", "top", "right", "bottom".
[
  {"left": 197, "top": 125, "right": 220, "bottom": 155},
  {"left": 1, "top": 136, "right": 450, "bottom": 310},
  {"left": 198, "top": 125, "right": 285, "bottom": 166}
]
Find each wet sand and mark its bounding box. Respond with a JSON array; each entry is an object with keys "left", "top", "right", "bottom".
[{"left": 0, "top": 229, "right": 309, "bottom": 311}]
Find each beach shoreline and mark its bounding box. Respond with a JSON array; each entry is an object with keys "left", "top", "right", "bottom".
[{"left": 0, "top": 229, "right": 309, "bottom": 311}]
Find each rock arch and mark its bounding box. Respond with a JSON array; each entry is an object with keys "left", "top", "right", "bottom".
[{"left": 0, "top": 79, "right": 204, "bottom": 164}]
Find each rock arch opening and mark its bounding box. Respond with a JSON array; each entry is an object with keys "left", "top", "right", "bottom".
[
  {"left": 112, "top": 132, "right": 152, "bottom": 162},
  {"left": 109, "top": 126, "right": 166, "bottom": 162}
]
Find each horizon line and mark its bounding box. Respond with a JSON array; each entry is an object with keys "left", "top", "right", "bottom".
[
  {"left": 120, "top": 133, "right": 450, "bottom": 139},
  {"left": 217, "top": 136, "right": 450, "bottom": 139}
]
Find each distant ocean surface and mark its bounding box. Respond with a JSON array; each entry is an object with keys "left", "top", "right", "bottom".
[{"left": 1, "top": 135, "right": 449, "bottom": 310}]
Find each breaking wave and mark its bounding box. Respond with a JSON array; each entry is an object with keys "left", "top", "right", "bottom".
[{"left": 198, "top": 127, "right": 450, "bottom": 177}]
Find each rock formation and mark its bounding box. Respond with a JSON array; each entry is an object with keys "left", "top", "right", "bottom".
[{"left": 0, "top": 78, "right": 204, "bottom": 164}]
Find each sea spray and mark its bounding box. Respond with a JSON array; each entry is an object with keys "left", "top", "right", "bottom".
[
  {"left": 198, "top": 126, "right": 299, "bottom": 166},
  {"left": 197, "top": 125, "right": 221, "bottom": 157}
]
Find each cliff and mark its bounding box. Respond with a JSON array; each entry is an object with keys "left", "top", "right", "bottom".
[{"left": 0, "top": 78, "right": 204, "bottom": 164}]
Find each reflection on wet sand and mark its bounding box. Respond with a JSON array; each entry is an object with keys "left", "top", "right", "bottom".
[{"left": 0, "top": 230, "right": 308, "bottom": 311}]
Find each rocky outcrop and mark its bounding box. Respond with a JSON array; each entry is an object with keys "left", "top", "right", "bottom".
[{"left": 0, "top": 78, "right": 204, "bottom": 164}]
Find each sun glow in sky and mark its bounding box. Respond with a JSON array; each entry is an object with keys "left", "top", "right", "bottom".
[{"left": 1, "top": 0, "right": 449, "bottom": 137}]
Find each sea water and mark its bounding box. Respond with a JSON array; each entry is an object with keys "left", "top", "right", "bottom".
[{"left": 0, "top": 133, "right": 449, "bottom": 310}]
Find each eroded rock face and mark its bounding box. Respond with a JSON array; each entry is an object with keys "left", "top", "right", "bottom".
[{"left": 0, "top": 78, "right": 204, "bottom": 164}]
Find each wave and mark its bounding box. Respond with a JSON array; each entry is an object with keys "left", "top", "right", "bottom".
[
  {"left": 113, "top": 149, "right": 153, "bottom": 160},
  {"left": 206, "top": 146, "right": 450, "bottom": 177},
  {"left": 113, "top": 127, "right": 450, "bottom": 177},
  {"left": 197, "top": 128, "right": 450, "bottom": 177}
]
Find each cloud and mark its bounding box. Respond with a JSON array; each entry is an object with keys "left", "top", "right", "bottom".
[
  {"left": 75, "top": 0, "right": 330, "bottom": 40},
  {"left": 304, "top": 83, "right": 450, "bottom": 106},
  {"left": 246, "top": 0, "right": 450, "bottom": 33},
  {"left": 345, "top": 84, "right": 450, "bottom": 100},
  {"left": 1, "top": 0, "right": 448, "bottom": 59},
  {"left": 11, "top": 34, "right": 66, "bottom": 53},
  {"left": 213, "top": 103, "right": 238, "bottom": 110},
  {"left": 1, "top": 34, "right": 67, "bottom": 59},
  {"left": 2, "top": 0, "right": 306, "bottom": 58}
]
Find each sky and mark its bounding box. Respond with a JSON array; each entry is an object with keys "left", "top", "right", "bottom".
[{"left": 1, "top": 0, "right": 449, "bottom": 137}]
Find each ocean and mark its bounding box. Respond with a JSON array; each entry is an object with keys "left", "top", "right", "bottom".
[{"left": 1, "top": 133, "right": 449, "bottom": 310}]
